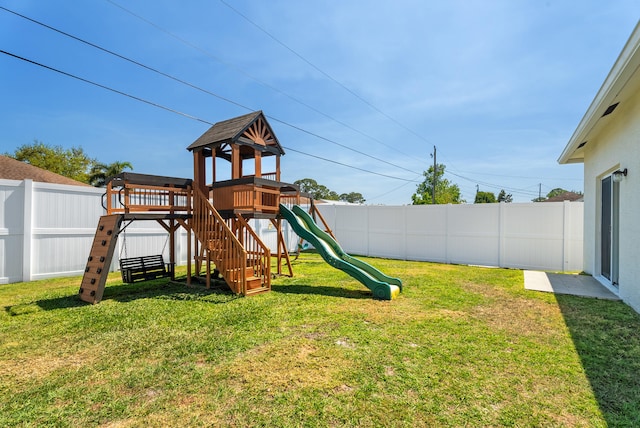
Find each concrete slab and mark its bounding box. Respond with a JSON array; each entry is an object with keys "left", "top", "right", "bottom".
[{"left": 524, "top": 271, "right": 620, "bottom": 300}]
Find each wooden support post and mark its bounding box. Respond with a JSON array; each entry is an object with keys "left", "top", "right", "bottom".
[
  {"left": 275, "top": 218, "right": 282, "bottom": 275},
  {"left": 211, "top": 153, "right": 216, "bottom": 184},
  {"left": 187, "top": 221, "right": 191, "bottom": 285},
  {"left": 311, "top": 200, "right": 336, "bottom": 240},
  {"left": 206, "top": 249, "right": 211, "bottom": 289},
  {"left": 271, "top": 218, "right": 293, "bottom": 277},
  {"left": 194, "top": 149, "right": 207, "bottom": 193},
  {"left": 194, "top": 240, "right": 200, "bottom": 277},
  {"left": 255, "top": 150, "right": 262, "bottom": 178},
  {"left": 106, "top": 180, "right": 113, "bottom": 214},
  {"left": 232, "top": 145, "right": 241, "bottom": 179},
  {"left": 169, "top": 218, "right": 176, "bottom": 280}
]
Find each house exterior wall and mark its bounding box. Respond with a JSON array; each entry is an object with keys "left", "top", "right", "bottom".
[{"left": 582, "top": 88, "right": 640, "bottom": 312}]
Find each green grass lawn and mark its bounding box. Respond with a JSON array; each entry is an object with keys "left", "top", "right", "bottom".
[{"left": 2, "top": 253, "right": 640, "bottom": 427}]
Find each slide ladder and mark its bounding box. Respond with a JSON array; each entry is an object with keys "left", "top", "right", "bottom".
[
  {"left": 79, "top": 214, "right": 123, "bottom": 303},
  {"left": 280, "top": 204, "right": 402, "bottom": 300}
]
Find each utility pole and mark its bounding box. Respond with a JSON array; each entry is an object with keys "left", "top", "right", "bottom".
[
  {"left": 432, "top": 145, "right": 437, "bottom": 204},
  {"left": 538, "top": 183, "right": 542, "bottom": 201}
]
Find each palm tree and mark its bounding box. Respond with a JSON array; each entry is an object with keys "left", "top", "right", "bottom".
[{"left": 89, "top": 161, "right": 133, "bottom": 187}]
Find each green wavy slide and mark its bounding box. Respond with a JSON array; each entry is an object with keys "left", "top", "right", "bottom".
[{"left": 279, "top": 204, "right": 402, "bottom": 300}]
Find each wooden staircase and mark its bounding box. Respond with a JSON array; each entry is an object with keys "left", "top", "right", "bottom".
[{"left": 192, "top": 187, "right": 270, "bottom": 295}]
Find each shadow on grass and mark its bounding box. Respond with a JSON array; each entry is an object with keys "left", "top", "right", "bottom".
[
  {"left": 3, "top": 278, "right": 239, "bottom": 315},
  {"left": 9, "top": 277, "right": 372, "bottom": 316},
  {"left": 271, "top": 283, "right": 372, "bottom": 299},
  {"left": 556, "top": 294, "right": 640, "bottom": 426}
]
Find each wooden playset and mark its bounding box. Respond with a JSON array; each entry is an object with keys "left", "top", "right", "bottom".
[{"left": 79, "top": 111, "right": 401, "bottom": 304}]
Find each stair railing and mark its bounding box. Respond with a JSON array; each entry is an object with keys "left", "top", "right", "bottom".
[
  {"left": 234, "top": 214, "right": 271, "bottom": 291},
  {"left": 192, "top": 187, "right": 247, "bottom": 294}
]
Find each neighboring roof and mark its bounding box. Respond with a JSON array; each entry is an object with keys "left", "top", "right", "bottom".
[
  {"left": 0, "top": 155, "right": 92, "bottom": 187},
  {"left": 187, "top": 111, "right": 284, "bottom": 155},
  {"left": 544, "top": 191, "right": 584, "bottom": 202},
  {"left": 559, "top": 21, "right": 640, "bottom": 164}
]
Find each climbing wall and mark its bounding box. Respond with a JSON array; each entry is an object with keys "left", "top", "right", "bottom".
[{"left": 79, "top": 214, "right": 123, "bottom": 304}]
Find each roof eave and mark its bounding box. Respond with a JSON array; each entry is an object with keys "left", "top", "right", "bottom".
[{"left": 558, "top": 21, "right": 640, "bottom": 165}]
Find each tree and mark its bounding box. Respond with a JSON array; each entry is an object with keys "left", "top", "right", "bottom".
[
  {"left": 474, "top": 191, "right": 496, "bottom": 204},
  {"left": 497, "top": 189, "right": 513, "bottom": 203},
  {"left": 546, "top": 188, "right": 568, "bottom": 199},
  {"left": 411, "top": 164, "right": 464, "bottom": 204},
  {"left": 6, "top": 140, "right": 95, "bottom": 183},
  {"left": 89, "top": 161, "right": 134, "bottom": 187},
  {"left": 339, "top": 192, "right": 365, "bottom": 204},
  {"left": 294, "top": 178, "right": 339, "bottom": 200},
  {"left": 531, "top": 188, "right": 583, "bottom": 202}
]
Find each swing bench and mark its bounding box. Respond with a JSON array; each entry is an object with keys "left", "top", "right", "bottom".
[
  {"left": 119, "top": 254, "right": 172, "bottom": 283},
  {"left": 118, "top": 220, "right": 173, "bottom": 284}
]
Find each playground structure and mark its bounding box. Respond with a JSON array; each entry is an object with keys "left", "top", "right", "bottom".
[{"left": 79, "top": 111, "right": 402, "bottom": 303}]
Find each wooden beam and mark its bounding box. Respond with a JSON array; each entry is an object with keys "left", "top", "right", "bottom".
[
  {"left": 211, "top": 153, "right": 216, "bottom": 184},
  {"left": 231, "top": 145, "right": 241, "bottom": 179},
  {"left": 169, "top": 218, "right": 175, "bottom": 280},
  {"left": 193, "top": 150, "right": 207, "bottom": 193},
  {"left": 255, "top": 150, "right": 262, "bottom": 178}
]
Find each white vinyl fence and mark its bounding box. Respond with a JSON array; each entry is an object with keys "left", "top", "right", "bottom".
[
  {"left": 317, "top": 202, "right": 583, "bottom": 272},
  {"left": 0, "top": 179, "right": 583, "bottom": 284},
  {"left": 0, "top": 179, "right": 300, "bottom": 284}
]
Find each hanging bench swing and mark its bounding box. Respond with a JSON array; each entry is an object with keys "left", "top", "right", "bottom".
[{"left": 118, "top": 221, "right": 173, "bottom": 283}]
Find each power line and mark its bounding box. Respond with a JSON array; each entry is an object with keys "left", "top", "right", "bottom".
[
  {"left": 367, "top": 176, "right": 422, "bottom": 202},
  {"left": 101, "top": 1, "right": 421, "bottom": 164},
  {"left": 283, "top": 147, "right": 418, "bottom": 182},
  {"left": 217, "top": 0, "right": 434, "bottom": 146},
  {"left": 0, "top": 49, "right": 213, "bottom": 126},
  {"left": 0, "top": 48, "right": 419, "bottom": 184},
  {"left": 447, "top": 168, "right": 583, "bottom": 182},
  {"left": 0, "top": 5, "right": 422, "bottom": 176},
  {"left": 434, "top": 145, "right": 581, "bottom": 198},
  {"left": 443, "top": 168, "right": 540, "bottom": 197}
]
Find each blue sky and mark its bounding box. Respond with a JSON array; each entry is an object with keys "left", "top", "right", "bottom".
[{"left": 1, "top": 1, "right": 638, "bottom": 204}]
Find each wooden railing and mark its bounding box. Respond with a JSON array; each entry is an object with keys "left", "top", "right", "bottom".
[
  {"left": 260, "top": 172, "right": 278, "bottom": 181},
  {"left": 107, "top": 182, "right": 191, "bottom": 214},
  {"left": 211, "top": 183, "right": 280, "bottom": 215},
  {"left": 280, "top": 192, "right": 301, "bottom": 210},
  {"left": 233, "top": 214, "right": 271, "bottom": 293},
  {"left": 192, "top": 187, "right": 247, "bottom": 294}
]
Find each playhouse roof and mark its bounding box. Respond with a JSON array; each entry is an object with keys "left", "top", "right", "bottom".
[
  {"left": 0, "top": 155, "right": 91, "bottom": 187},
  {"left": 187, "top": 111, "right": 284, "bottom": 156}
]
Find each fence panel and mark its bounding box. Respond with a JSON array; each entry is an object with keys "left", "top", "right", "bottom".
[
  {"left": 447, "top": 204, "right": 500, "bottom": 266},
  {"left": 0, "top": 180, "right": 25, "bottom": 283},
  {"left": 317, "top": 202, "right": 583, "bottom": 272},
  {"left": 404, "top": 205, "right": 448, "bottom": 262},
  {"left": 31, "top": 182, "right": 104, "bottom": 280}
]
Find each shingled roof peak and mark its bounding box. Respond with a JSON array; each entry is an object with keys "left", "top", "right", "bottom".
[{"left": 187, "top": 110, "right": 283, "bottom": 155}]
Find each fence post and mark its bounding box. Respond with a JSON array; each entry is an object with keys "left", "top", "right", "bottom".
[
  {"left": 563, "top": 200, "right": 570, "bottom": 272},
  {"left": 499, "top": 202, "right": 506, "bottom": 268},
  {"left": 445, "top": 204, "right": 450, "bottom": 264},
  {"left": 365, "top": 205, "right": 370, "bottom": 257},
  {"left": 403, "top": 205, "right": 408, "bottom": 260},
  {"left": 21, "top": 179, "right": 33, "bottom": 282}
]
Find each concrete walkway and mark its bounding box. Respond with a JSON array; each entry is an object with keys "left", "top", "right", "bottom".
[{"left": 524, "top": 271, "right": 620, "bottom": 300}]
